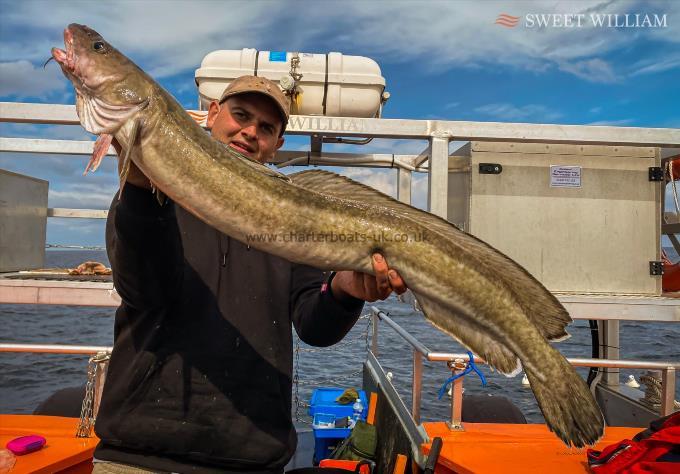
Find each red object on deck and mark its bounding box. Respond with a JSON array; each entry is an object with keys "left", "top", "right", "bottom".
[{"left": 587, "top": 412, "right": 680, "bottom": 474}]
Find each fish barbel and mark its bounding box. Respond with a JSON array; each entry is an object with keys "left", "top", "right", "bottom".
[{"left": 52, "top": 24, "right": 604, "bottom": 447}]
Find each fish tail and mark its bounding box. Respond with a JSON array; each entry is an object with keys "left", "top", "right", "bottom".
[{"left": 525, "top": 349, "right": 604, "bottom": 447}]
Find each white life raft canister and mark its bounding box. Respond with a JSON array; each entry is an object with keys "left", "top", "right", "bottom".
[{"left": 194, "top": 49, "right": 386, "bottom": 117}]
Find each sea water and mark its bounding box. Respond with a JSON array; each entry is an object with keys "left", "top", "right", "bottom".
[{"left": 1, "top": 249, "right": 679, "bottom": 425}]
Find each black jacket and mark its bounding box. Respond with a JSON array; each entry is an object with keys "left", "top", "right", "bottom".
[{"left": 94, "top": 185, "right": 364, "bottom": 473}]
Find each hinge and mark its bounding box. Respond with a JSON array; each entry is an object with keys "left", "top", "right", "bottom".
[
  {"left": 648, "top": 167, "right": 663, "bottom": 181},
  {"left": 650, "top": 261, "right": 664, "bottom": 276},
  {"left": 479, "top": 163, "right": 502, "bottom": 175}
]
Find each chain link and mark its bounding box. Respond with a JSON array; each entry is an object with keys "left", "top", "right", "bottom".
[
  {"left": 293, "top": 313, "right": 372, "bottom": 423},
  {"left": 76, "top": 351, "right": 110, "bottom": 437}
]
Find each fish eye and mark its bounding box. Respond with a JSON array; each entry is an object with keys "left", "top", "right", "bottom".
[{"left": 93, "top": 41, "right": 106, "bottom": 52}]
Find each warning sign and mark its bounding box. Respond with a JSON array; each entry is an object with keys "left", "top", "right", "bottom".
[{"left": 550, "top": 165, "right": 581, "bottom": 188}]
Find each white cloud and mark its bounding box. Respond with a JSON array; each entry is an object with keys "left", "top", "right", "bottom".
[
  {"left": 411, "top": 174, "right": 429, "bottom": 210},
  {"left": 0, "top": 1, "right": 278, "bottom": 78},
  {"left": 0, "top": 60, "right": 68, "bottom": 97},
  {"left": 586, "top": 118, "right": 635, "bottom": 126},
  {"left": 557, "top": 58, "right": 619, "bottom": 83},
  {"left": 0, "top": 122, "right": 94, "bottom": 140},
  {"left": 337, "top": 168, "right": 397, "bottom": 197},
  {"left": 1, "top": 0, "right": 678, "bottom": 87},
  {"left": 630, "top": 54, "right": 680, "bottom": 76},
  {"left": 49, "top": 182, "right": 117, "bottom": 209},
  {"left": 474, "top": 103, "right": 563, "bottom": 122}
]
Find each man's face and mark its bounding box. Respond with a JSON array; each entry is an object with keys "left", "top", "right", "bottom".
[{"left": 206, "top": 92, "right": 285, "bottom": 164}]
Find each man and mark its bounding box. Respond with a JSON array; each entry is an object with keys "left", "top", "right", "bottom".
[{"left": 93, "top": 76, "right": 406, "bottom": 473}]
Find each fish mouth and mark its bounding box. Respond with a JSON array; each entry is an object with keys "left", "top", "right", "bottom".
[{"left": 51, "top": 27, "right": 74, "bottom": 72}]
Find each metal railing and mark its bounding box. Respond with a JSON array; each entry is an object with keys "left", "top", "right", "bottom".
[
  {"left": 0, "top": 343, "right": 112, "bottom": 354},
  {"left": 369, "top": 306, "right": 679, "bottom": 429}
]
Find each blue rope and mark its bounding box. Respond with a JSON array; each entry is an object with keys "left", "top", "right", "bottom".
[{"left": 437, "top": 351, "right": 487, "bottom": 400}]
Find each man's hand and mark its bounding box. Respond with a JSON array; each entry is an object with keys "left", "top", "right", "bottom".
[{"left": 331, "top": 253, "right": 407, "bottom": 302}]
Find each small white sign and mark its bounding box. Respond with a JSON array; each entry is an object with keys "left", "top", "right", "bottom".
[{"left": 550, "top": 165, "right": 581, "bottom": 188}]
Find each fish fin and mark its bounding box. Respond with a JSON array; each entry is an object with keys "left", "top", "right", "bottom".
[
  {"left": 525, "top": 351, "right": 604, "bottom": 447},
  {"left": 84, "top": 133, "right": 113, "bottom": 175},
  {"left": 416, "top": 293, "right": 521, "bottom": 376},
  {"left": 150, "top": 181, "right": 167, "bottom": 206},
  {"left": 76, "top": 93, "right": 149, "bottom": 135},
  {"left": 118, "top": 117, "right": 142, "bottom": 199},
  {"left": 419, "top": 291, "right": 603, "bottom": 447},
  {"left": 290, "top": 169, "right": 570, "bottom": 342}
]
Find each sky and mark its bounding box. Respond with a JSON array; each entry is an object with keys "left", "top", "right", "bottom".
[{"left": 0, "top": 0, "right": 679, "bottom": 247}]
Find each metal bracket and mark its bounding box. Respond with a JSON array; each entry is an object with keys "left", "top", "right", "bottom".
[
  {"left": 650, "top": 261, "right": 664, "bottom": 276},
  {"left": 310, "top": 135, "right": 322, "bottom": 154},
  {"left": 649, "top": 167, "right": 663, "bottom": 181},
  {"left": 479, "top": 163, "right": 502, "bottom": 175}
]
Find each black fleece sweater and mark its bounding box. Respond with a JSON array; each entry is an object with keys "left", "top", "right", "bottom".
[{"left": 94, "top": 185, "right": 364, "bottom": 473}]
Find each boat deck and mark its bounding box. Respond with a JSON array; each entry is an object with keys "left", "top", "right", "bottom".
[
  {"left": 0, "top": 272, "right": 119, "bottom": 307},
  {"left": 0, "top": 415, "right": 98, "bottom": 474},
  {"left": 3, "top": 271, "right": 680, "bottom": 321},
  {"left": 422, "top": 422, "right": 641, "bottom": 474}
]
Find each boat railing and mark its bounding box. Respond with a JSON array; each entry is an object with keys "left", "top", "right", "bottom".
[{"left": 368, "top": 306, "right": 679, "bottom": 430}]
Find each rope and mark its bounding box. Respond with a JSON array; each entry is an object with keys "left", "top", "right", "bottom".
[
  {"left": 437, "top": 351, "right": 487, "bottom": 400},
  {"left": 640, "top": 373, "right": 680, "bottom": 410}
]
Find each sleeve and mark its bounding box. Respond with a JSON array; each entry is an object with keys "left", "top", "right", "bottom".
[
  {"left": 106, "top": 184, "right": 183, "bottom": 310},
  {"left": 290, "top": 264, "right": 365, "bottom": 347}
]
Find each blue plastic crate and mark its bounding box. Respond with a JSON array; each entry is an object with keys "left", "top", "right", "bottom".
[
  {"left": 308, "top": 387, "right": 368, "bottom": 419},
  {"left": 312, "top": 427, "right": 351, "bottom": 464}
]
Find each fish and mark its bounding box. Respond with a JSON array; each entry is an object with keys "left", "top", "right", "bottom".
[
  {"left": 51, "top": 23, "right": 604, "bottom": 447},
  {"left": 68, "top": 261, "right": 111, "bottom": 276}
]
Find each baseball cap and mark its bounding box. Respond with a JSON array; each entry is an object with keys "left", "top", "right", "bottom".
[{"left": 219, "top": 76, "right": 291, "bottom": 132}]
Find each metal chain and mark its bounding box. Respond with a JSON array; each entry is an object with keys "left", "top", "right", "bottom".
[
  {"left": 292, "top": 313, "right": 372, "bottom": 423},
  {"left": 289, "top": 53, "right": 303, "bottom": 83},
  {"left": 76, "top": 351, "right": 110, "bottom": 437},
  {"left": 294, "top": 337, "right": 301, "bottom": 423}
]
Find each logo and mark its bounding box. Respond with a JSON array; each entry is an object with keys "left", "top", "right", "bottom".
[
  {"left": 495, "top": 13, "right": 520, "bottom": 27},
  {"left": 494, "top": 12, "right": 668, "bottom": 29}
]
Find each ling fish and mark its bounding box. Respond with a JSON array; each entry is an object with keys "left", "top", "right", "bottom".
[{"left": 52, "top": 24, "right": 604, "bottom": 447}]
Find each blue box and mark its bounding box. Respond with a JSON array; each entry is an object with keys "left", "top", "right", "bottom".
[
  {"left": 312, "top": 427, "right": 351, "bottom": 464},
  {"left": 308, "top": 387, "right": 368, "bottom": 419},
  {"left": 308, "top": 388, "right": 369, "bottom": 464}
]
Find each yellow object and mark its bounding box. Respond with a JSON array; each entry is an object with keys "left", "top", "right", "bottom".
[{"left": 335, "top": 388, "right": 359, "bottom": 405}]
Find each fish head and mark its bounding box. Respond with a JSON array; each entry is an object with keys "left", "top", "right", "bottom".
[{"left": 51, "top": 24, "right": 152, "bottom": 135}]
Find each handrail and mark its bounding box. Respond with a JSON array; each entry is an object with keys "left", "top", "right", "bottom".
[
  {"left": 369, "top": 306, "right": 679, "bottom": 427},
  {"left": 3, "top": 102, "right": 680, "bottom": 145},
  {"left": 0, "top": 343, "right": 112, "bottom": 354}
]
